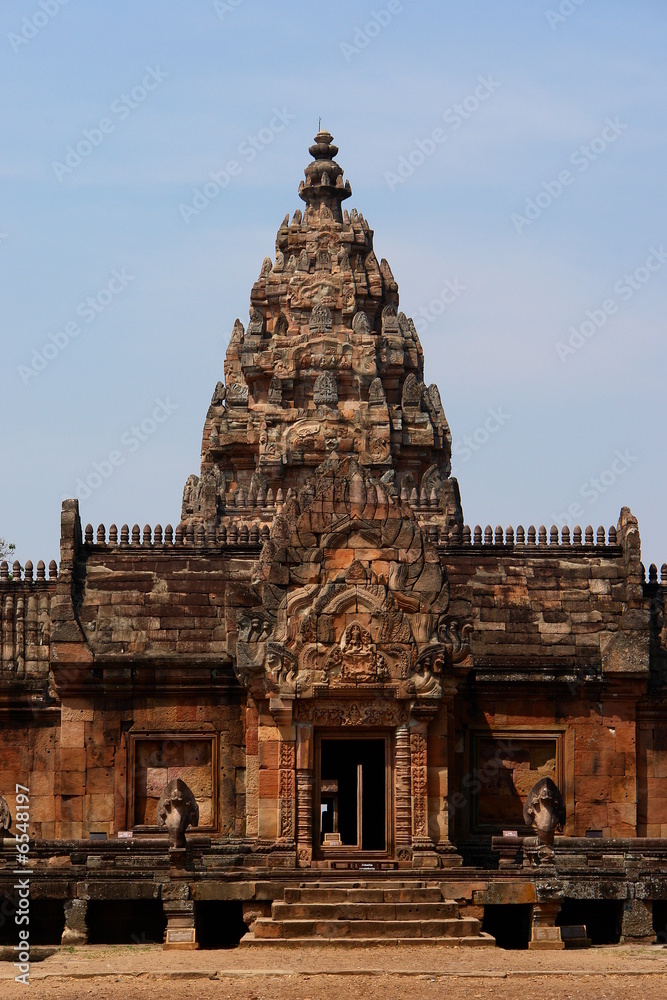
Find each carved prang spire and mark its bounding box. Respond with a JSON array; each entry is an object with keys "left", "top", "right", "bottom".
[
  {"left": 182, "top": 130, "right": 463, "bottom": 533},
  {"left": 299, "top": 130, "right": 352, "bottom": 224}
]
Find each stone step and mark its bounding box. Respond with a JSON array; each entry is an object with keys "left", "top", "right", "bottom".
[
  {"left": 253, "top": 917, "right": 482, "bottom": 940},
  {"left": 290, "top": 881, "right": 433, "bottom": 889},
  {"left": 284, "top": 887, "right": 444, "bottom": 904},
  {"left": 240, "top": 933, "right": 495, "bottom": 949},
  {"left": 271, "top": 901, "right": 459, "bottom": 921}
]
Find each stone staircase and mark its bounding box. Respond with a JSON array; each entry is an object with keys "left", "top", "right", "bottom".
[{"left": 241, "top": 880, "right": 495, "bottom": 946}]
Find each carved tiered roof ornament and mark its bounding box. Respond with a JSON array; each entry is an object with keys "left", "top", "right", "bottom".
[{"left": 182, "top": 131, "right": 462, "bottom": 530}]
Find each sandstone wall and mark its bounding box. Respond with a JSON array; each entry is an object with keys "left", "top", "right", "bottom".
[
  {"left": 0, "top": 716, "right": 59, "bottom": 839},
  {"left": 442, "top": 515, "right": 649, "bottom": 840}
]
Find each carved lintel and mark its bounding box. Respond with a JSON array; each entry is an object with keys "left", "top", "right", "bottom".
[{"left": 295, "top": 698, "right": 408, "bottom": 728}]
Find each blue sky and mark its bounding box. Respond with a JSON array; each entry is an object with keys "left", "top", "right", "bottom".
[{"left": 1, "top": 0, "right": 666, "bottom": 570}]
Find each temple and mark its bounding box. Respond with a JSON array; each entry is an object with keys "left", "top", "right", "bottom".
[{"left": 1, "top": 132, "right": 666, "bottom": 950}]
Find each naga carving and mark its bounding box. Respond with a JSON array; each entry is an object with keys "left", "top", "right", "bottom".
[
  {"left": 523, "top": 776, "right": 566, "bottom": 845},
  {"left": 156, "top": 778, "right": 199, "bottom": 849}
]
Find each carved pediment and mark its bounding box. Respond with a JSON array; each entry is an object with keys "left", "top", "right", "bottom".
[{"left": 228, "top": 457, "right": 471, "bottom": 701}]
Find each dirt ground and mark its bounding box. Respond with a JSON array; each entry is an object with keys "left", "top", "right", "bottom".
[{"left": 1, "top": 943, "right": 667, "bottom": 999}]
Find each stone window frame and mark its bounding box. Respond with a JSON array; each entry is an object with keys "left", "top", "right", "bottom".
[
  {"left": 468, "top": 727, "right": 566, "bottom": 836},
  {"left": 128, "top": 731, "right": 219, "bottom": 834}
]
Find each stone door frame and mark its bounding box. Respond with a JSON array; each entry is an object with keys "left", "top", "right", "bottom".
[{"left": 312, "top": 728, "right": 393, "bottom": 861}]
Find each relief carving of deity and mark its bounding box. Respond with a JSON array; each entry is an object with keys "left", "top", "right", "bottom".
[{"left": 325, "top": 621, "right": 389, "bottom": 684}]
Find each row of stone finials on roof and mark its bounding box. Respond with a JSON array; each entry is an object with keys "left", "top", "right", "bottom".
[
  {"left": 78, "top": 521, "right": 626, "bottom": 548},
  {"left": 0, "top": 560, "right": 58, "bottom": 582},
  {"left": 3, "top": 535, "right": 667, "bottom": 584}
]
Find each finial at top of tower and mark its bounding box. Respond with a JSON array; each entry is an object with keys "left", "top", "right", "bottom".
[
  {"left": 299, "top": 129, "right": 352, "bottom": 222},
  {"left": 309, "top": 129, "right": 338, "bottom": 160}
]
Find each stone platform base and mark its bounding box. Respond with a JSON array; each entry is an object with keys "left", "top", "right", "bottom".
[
  {"left": 241, "top": 880, "right": 495, "bottom": 947},
  {"left": 240, "top": 934, "right": 495, "bottom": 947}
]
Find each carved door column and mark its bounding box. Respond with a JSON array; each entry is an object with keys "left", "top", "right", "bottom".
[
  {"left": 394, "top": 724, "right": 412, "bottom": 854},
  {"left": 245, "top": 696, "right": 259, "bottom": 839},
  {"left": 295, "top": 722, "right": 314, "bottom": 865},
  {"left": 278, "top": 740, "right": 296, "bottom": 843},
  {"left": 410, "top": 721, "right": 430, "bottom": 848},
  {"left": 430, "top": 700, "right": 451, "bottom": 845},
  {"left": 426, "top": 698, "right": 462, "bottom": 866}
]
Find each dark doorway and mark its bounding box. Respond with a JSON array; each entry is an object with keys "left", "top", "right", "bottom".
[
  {"left": 0, "top": 898, "right": 65, "bottom": 945},
  {"left": 556, "top": 899, "right": 622, "bottom": 945},
  {"left": 196, "top": 901, "right": 248, "bottom": 948},
  {"left": 482, "top": 904, "right": 531, "bottom": 949},
  {"left": 30, "top": 901, "right": 66, "bottom": 945},
  {"left": 653, "top": 900, "right": 667, "bottom": 944},
  {"left": 87, "top": 899, "right": 166, "bottom": 944},
  {"left": 319, "top": 737, "right": 387, "bottom": 852}
]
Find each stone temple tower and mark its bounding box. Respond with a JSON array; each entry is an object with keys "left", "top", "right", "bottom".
[
  {"left": 1, "top": 129, "right": 663, "bottom": 949},
  {"left": 181, "top": 130, "right": 463, "bottom": 530}
]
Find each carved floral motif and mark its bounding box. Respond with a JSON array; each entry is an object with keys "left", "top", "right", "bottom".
[{"left": 295, "top": 699, "right": 408, "bottom": 728}]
